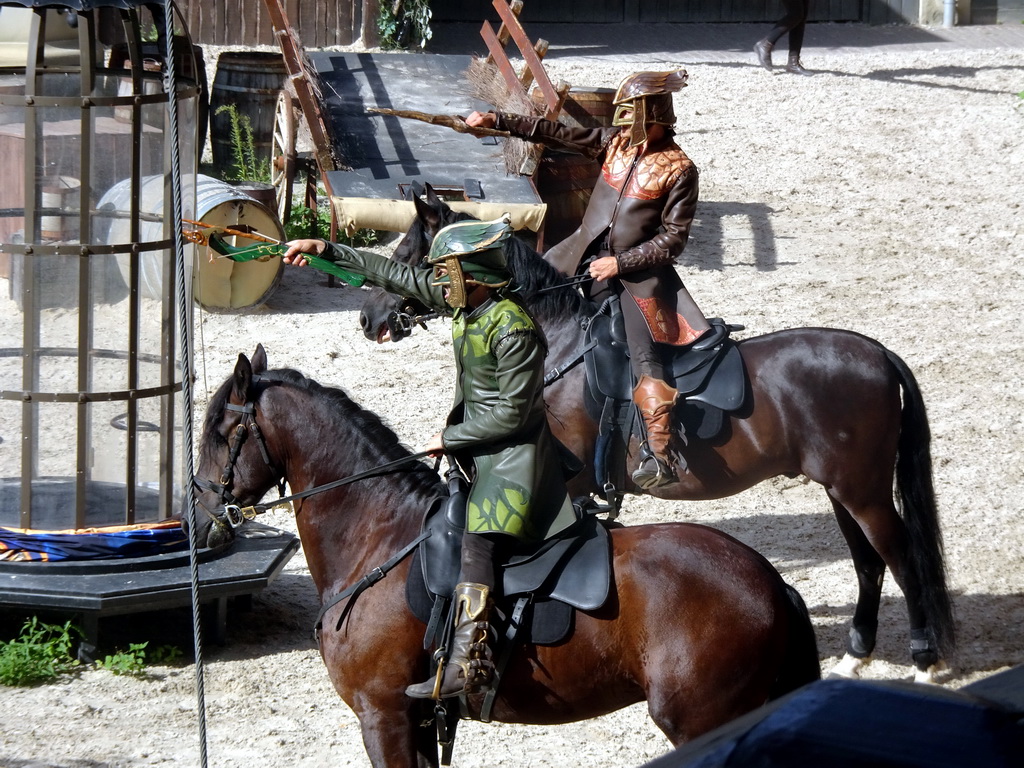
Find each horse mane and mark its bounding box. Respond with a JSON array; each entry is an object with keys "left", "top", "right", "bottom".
[
  {"left": 502, "top": 236, "right": 593, "bottom": 323},
  {"left": 205, "top": 366, "right": 443, "bottom": 497},
  {"left": 400, "top": 200, "right": 594, "bottom": 324}
]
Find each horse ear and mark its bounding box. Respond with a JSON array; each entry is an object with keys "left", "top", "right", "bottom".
[
  {"left": 412, "top": 187, "right": 440, "bottom": 232},
  {"left": 232, "top": 353, "right": 253, "bottom": 401},
  {"left": 251, "top": 344, "right": 268, "bottom": 374},
  {"left": 424, "top": 183, "right": 448, "bottom": 212}
]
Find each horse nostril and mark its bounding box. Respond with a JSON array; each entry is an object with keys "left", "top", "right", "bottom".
[{"left": 359, "top": 312, "right": 369, "bottom": 331}]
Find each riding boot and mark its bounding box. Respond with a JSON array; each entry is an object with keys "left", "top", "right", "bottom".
[
  {"left": 785, "top": 53, "right": 812, "bottom": 76},
  {"left": 631, "top": 375, "right": 680, "bottom": 490},
  {"left": 754, "top": 39, "right": 774, "bottom": 70},
  {"left": 406, "top": 582, "right": 494, "bottom": 699}
]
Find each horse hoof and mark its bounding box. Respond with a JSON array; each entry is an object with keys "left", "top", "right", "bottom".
[
  {"left": 828, "top": 653, "right": 870, "bottom": 679},
  {"left": 914, "top": 660, "right": 948, "bottom": 685}
]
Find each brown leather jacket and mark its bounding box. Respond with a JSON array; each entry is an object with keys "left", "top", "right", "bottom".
[{"left": 495, "top": 113, "right": 709, "bottom": 346}]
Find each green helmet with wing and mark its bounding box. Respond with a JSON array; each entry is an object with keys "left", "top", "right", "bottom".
[{"left": 427, "top": 214, "right": 513, "bottom": 308}]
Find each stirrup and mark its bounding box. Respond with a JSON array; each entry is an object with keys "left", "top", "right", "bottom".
[{"left": 631, "top": 453, "right": 676, "bottom": 490}]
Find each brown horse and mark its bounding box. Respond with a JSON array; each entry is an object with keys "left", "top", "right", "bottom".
[
  {"left": 193, "top": 345, "right": 820, "bottom": 768},
  {"left": 357, "top": 187, "right": 955, "bottom": 681}
]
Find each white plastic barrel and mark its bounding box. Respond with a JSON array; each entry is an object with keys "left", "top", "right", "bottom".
[{"left": 99, "top": 174, "right": 285, "bottom": 310}]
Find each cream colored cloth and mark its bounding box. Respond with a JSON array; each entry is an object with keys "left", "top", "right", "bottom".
[{"left": 330, "top": 197, "right": 547, "bottom": 237}]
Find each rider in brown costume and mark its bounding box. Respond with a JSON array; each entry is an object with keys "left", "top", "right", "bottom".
[{"left": 467, "top": 70, "right": 711, "bottom": 489}]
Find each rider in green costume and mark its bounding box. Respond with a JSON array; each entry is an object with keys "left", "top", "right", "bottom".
[{"left": 283, "top": 215, "right": 576, "bottom": 699}]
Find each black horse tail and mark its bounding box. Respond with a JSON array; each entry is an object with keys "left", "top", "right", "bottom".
[
  {"left": 885, "top": 347, "right": 956, "bottom": 658},
  {"left": 769, "top": 583, "right": 821, "bottom": 699}
]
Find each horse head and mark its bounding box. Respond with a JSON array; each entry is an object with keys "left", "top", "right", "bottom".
[
  {"left": 358, "top": 184, "right": 468, "bottom": 343},
  {"left": 191, "top": 344, "right": 283, "bottom": 549},
  {"left": 358, "top": 184, "right": 591, "bottom": 343}
]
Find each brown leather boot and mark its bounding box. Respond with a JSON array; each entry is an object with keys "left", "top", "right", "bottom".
[
  {"left": 406, "top": 582, "right": 494, "bottom": 699},
  {"left": 754, "top": 39, "right": 774, "bottom": 70},
  {"left": 631, "top": 375, "right": 680, "bottom": 490},
  {"left": 786, "top": 53, "right": 812, "bottom": 76}
]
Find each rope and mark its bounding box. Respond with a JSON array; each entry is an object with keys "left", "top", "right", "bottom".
[{"left": 161, "top": 3, "right": 209, "bottom": 766}]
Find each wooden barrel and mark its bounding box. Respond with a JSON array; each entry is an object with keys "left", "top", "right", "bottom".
[
  {"left": 561, "top": 87, "right": 617, "bottom": 128},
  {"left": 532, "top": 86, "right": 617, "bottom": 128},
  {"left": 209, "top": 52, "right": 288, "bottom": 179},
  {"left": 535, "top": 152, "right": 601, "bottom": 247},
  {"left": 100, "top": 175, "right": 285, "bottom": 311},
  {"left": 529, "top": 87, "right": 615, "bottom": 244}
]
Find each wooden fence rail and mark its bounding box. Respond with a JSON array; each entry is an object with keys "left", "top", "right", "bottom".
[{"left": 177, "top": 0, "right": 370, "bottom": 48}]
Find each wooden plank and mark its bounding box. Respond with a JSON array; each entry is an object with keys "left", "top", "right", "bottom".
[
  {"left": 262, "top": 0, "right": 341, "bottom": 171},
  {"left": 518, "top": 38, "right": 548, "bottom": 92},
  {"left": 241, "top": 0, "right": 260, "bottom": 47},
  {"left": 484, "top": 0, "right": 523, "bottom": 63},
  {"left": 480, "top": 21, "right": 524, "bottom": 97},
  {"left": 493, "top": 0, "right": 560, "bottom": 111}
]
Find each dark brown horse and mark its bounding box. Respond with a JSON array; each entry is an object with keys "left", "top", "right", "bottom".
[
  {"left": 357, "top": 188, "right": 955, "bottom": 681},
  {"left": 193, "top": 345, "right": 820, "bottom": 768}
]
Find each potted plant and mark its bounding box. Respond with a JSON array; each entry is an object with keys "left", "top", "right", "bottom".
[{"left": 213, "top": 103, "right": 276, "bottom": 210}]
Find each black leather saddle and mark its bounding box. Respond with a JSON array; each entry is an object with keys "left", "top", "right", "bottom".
[
  {"left": 583, "top": 300, "right": 748, "bottom": 441},
  {"left": 405, "top": 472, "right": 612, "bottom": 648},
  {"left": 577, "top": 300, "right": 748, "bottom": 507}
]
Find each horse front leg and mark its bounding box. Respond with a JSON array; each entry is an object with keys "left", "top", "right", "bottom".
[
  {"left": 352, "top": 699, "right": 438, "bottom": 768},
  {"left": 344, "top": 704, "right": 432, "bottom": 768},
  {"left": 320, "top": 586, "right": 440, "bottom": 767}
]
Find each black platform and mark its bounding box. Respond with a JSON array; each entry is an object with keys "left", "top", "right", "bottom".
[{"left": 0, "top": 521, "right": 299, "bottom": 651}]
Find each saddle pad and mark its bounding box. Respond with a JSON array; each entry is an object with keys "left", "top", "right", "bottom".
[
  {"left": 674, "top": 340, "right": 747, "bottom": 412},
  {"left": 405, "top": 550, "right": 574, "bottom": 646},
  {"left": 503, "top": 513, "right": 611, "bottom": 611}
]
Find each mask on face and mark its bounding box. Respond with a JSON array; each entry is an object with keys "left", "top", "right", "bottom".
[
  {"left": 427, "top": 214, "right": 513, "bottom": 308},
  {"left": 612, "top": 69, "right": 688, "bottom": 149}
]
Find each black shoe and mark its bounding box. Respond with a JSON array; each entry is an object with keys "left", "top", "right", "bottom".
[
  {"left": 631, "top": 454, "right": 677, "bottom": 490},
  {"left": 786, "top": 56, "right": 813, "bottom": 76},
  {"left": 754, "top": 39, "right": 774, "bottom": 70}
]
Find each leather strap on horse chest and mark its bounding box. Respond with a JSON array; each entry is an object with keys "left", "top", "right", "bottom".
[{"left": 313, "top": 529, "right": 431, "bottom": 640}]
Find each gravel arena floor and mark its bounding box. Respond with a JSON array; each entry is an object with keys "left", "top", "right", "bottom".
[{"left": 2, "top": 22, "right": 1024, "bottom": 768}]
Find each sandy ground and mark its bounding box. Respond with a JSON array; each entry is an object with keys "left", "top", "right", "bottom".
[{"left": 2, "top": 39, "right": 1024, "bottom": 768}]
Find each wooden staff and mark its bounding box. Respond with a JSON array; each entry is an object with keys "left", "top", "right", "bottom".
[{"left": 367, "top": 107, "right": 511, "bottom": 137}]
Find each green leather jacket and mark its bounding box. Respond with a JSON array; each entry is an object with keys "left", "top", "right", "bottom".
[{"left": 323, "top": 244, "right": 577, "bottom": 542}]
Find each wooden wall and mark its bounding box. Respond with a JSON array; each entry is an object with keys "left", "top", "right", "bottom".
[
  {"left": 176, "top": 0, "right": 363, "bottom": 47},
  {"left": 175, "top": 0, "right": 919, "bottom": 49}
]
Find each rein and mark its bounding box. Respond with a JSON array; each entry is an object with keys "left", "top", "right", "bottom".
[
  {"left": 533, "top": 273, "right": 592, "bottom": 294},
  {"left": 219, "top": 449, "right": 437, "bottom": 527},
  {"left": 196, "top": 381, "right": 438, "bottom": 527}
]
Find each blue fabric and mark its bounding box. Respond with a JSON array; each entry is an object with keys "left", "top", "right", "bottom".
[
  {"left": 0, "top": 525, "right": 188, "bottom": 561},
  {"left": 673, "top": 679, "right": 1023, "bottom": 768},
  {"left": 0, "top": 2, "right": 141, "bottom": 9}
]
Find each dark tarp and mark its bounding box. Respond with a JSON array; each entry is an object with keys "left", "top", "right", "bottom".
[{"left": 643, "top": 676, "right": 1024, "bottom": 768}]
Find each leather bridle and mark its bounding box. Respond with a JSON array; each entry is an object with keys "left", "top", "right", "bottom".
[
  {"left": 193, "top": 390, "right": 285, "bottom": 528},
  {"left": 195, "top": 382, "right": 438, "bottom": 530}
]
